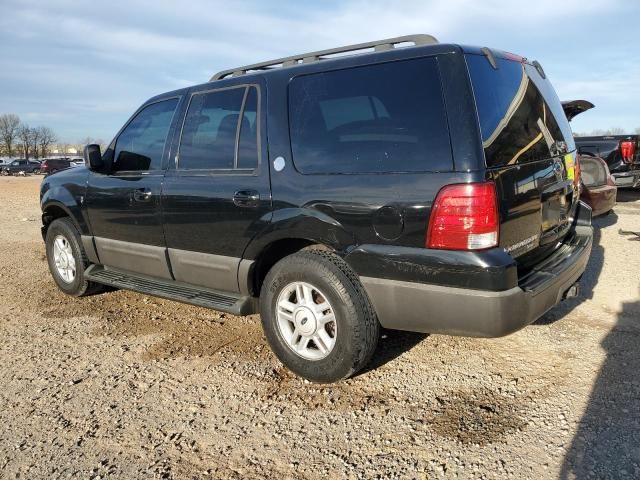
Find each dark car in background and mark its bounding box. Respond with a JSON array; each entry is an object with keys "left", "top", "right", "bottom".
[
  {"left": 577, "top": 134, "right": 640, "bottom": 187},
  {"left": 579, "top": 154, "right": 617, "bottom": 216},
  {"left": 561, "top": 100, "right": 618, "bottom": 216},
  {"left": 563, "top": 100, "right": 640, "bottom": 188},
  {"left": 40, "top": 158, "right": 72, "bottom": 175},
  {"left": 1, "top": 159, "right": 41, "bottom": 175}
]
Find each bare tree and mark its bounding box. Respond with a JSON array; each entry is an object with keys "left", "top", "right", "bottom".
[
  {"left": 56, "top": 143, "right": 68, "bottom": 156},
  {"left": 0, "top": 113, "right": 21, "bottom": 158},
  {"left": 37, "top": 126, "right": 57, "bottom": 158},
  {"left": 17, "top": 124, "right": 33, "bottom": 160},
  {"left": 29, "top": 127, "right": 41, "bottom": 159},
  {"left": 585, "top": 127, "right": 630, "bottom": 136}
]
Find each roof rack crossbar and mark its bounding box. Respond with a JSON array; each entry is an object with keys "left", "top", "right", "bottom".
[{"left": 210, "top": 34, "right": 438, "bottom": 81}]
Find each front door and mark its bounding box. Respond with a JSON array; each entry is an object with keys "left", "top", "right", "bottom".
[
  {"left": 162, "top": 83, "right": 271, "bottom": 293},
  {"left": 86, "top": 97, "right": 180, "bottom": 279}
]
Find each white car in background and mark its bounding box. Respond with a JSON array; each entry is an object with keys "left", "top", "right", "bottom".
[{"left": 70, "top": 158, "right": 85, "bottom": 167}]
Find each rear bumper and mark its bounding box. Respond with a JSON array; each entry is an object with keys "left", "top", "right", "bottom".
[
  {"left": 612, "top": 170, "right": 640, "bottom": 188},
  {"left": 357, "top": 203, "right": 593, "bottom": 337}
]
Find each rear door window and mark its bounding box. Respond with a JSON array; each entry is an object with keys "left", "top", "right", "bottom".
[
  {"left": 178, "top": 86, "right": 259, "bottom": 170},
  {"left": 466, "top": 54, "right": 576, "bottom": 167},
  {"left": 237, "top": 87, "right": 259, "bottom": 169},
  {"left": 288, "top": 57, "right": 453, "bottom": 174}
]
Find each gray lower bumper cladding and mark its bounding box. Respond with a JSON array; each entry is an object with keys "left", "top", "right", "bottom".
[{"left": 361, "top": 227, "right": 593, "bottom": 338}]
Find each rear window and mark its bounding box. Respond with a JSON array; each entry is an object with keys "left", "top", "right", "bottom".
[
  {"left": 466, "top": 54, "right": 576, "bottom": 167},
  {"left": 288, "top": 57, "right": 453, "bottom": 174},
  {"left": 580, "top": 156, "right": 607, "bottom": 187}
]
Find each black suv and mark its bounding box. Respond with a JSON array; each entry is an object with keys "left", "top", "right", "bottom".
[
  {"left": 40, "top": 158, "right": 72, "bottom": 175},
  {"left": 40, "top": 35, "right": 593, "bottom": 382}
]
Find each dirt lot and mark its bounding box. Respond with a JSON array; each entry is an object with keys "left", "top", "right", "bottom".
[{"left": 0, "top": 175, "right": 639, "bottom": 479}]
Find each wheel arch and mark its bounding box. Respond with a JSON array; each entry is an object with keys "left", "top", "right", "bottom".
[
  {"left": 244, "top": 237, "right": 337, "bottom": 297},
  {"left": 41, "top": 201, "right": 78, "bottom": 239},
  {"left": 241, "top": 207, "right": 356, "bottom": 297}
]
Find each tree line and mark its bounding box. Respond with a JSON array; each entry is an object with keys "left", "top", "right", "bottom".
[
  {"left": 0, "top": 113, "right": 58, "bottom": 160},
  {"left": 574, "top": 127, "right": 640, "bottom": 137}
]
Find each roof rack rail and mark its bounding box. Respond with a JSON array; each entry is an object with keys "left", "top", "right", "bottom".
[{"left": 210, "top": 34, "right": 438, "bottom": 81}]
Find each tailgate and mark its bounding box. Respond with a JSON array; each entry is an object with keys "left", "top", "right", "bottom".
[{"left": 466, "top": 53, "right": 580, "bottom": 268}]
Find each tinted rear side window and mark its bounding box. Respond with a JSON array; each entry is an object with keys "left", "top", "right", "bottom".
[
  {"left": 466, "top": 54, "right": 576, "bottom": 167},
  {"left": 179, "top": 87, "right": 245, "bottom": 170},
  {"left": 288, "top": 57, "right": 452, "bottom": 174}
]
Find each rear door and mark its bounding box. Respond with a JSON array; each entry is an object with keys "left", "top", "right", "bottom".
[
  {"left": 161, "top": 83, "right": 271, "bottom": 293},
  {"left": 465, "top": 53, "right": 579, "bottom": 266}
]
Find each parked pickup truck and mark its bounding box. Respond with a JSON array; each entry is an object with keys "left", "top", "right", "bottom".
[
  {"left": 563, "top": 101, "right": 640, "bottom": 188},
  {"left": 1, "top": 159, "right": 41, "bottom": 175}
]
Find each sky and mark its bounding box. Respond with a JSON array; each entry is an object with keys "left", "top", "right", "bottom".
[{"left": 1, "top": 0, "right": 639, "bottom": 143}]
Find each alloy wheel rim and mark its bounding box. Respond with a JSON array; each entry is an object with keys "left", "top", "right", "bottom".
[
  {"left": 276, "top": 281, "right": 337, "bottom": 361},
  {"left": 52, "top": 234, "right": 76, "bottom": 283}
]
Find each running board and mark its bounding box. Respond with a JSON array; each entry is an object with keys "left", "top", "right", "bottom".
[{"left": 85, "top": 265, "right": 256, "bottom": 316}]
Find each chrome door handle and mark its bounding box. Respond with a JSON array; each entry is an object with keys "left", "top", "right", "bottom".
[
  {"left": 133, "top": 188, "right": 153, "bottom": 202},
  {"left": 233, "top": 190, "right": 260, "bottom": 207}
]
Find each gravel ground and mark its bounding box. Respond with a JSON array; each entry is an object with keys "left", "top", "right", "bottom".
[{"left": 0, "top": 176, "right": 639, "bottom": 479}]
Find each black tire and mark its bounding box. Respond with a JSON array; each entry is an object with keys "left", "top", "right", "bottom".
[
  {"left": 259, "top": 250, "right": 379, "bottom": 383},
  {"left": 45, "top": 217, "right": 102, "bottom": 296}
]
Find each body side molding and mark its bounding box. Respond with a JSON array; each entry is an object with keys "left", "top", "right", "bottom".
[{"left": 94, "top": 237, "right": 172, "bottom": 280}]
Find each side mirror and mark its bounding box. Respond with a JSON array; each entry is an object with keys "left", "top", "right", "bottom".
[{"left": 83, "top": 144, "right": 103, "bottom": 171}]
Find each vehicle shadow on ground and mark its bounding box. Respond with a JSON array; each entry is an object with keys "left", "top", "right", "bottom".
[
  {"left": 356, "top": 329, "right": 429, "bottom": 377},
  {"left": 560, "top": 297, "right": 640, "bottom": 479},
  {"left": 534, "top": 212, "right": 617, "bottom": 326}
]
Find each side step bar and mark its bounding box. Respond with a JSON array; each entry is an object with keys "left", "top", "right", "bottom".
[{"left": 85, "top": 265, "right": 256, "bottom": 316}]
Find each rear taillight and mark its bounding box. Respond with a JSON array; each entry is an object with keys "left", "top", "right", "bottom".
[
  {"left": 426, "top": 182, "right": 499, "bottom": 251},
  {"left": 620, "top": 140, "right": 636, "bottom": 163}
]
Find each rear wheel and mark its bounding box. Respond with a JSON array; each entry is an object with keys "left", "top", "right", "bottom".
[
  {"left": 45, "top": 218, "right": 102, "bottom": 296},
  {"left": 260, "top": 250, "right": 379, "bottom": 383}
]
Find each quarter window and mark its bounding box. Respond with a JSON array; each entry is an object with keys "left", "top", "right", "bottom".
[
  {"left": 288, "top": 57, "right": 453, "bottom": 174},
  {"left": 113, "top": 98, "right": 178, "bottom": 172}
]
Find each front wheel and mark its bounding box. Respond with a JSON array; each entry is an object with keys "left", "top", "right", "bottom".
[
  {"left": 260, "top": 250, "right": 379, "bottom": 383},
  {"left": 45, "top": 218, "right": 102, "bottom": 296}
]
